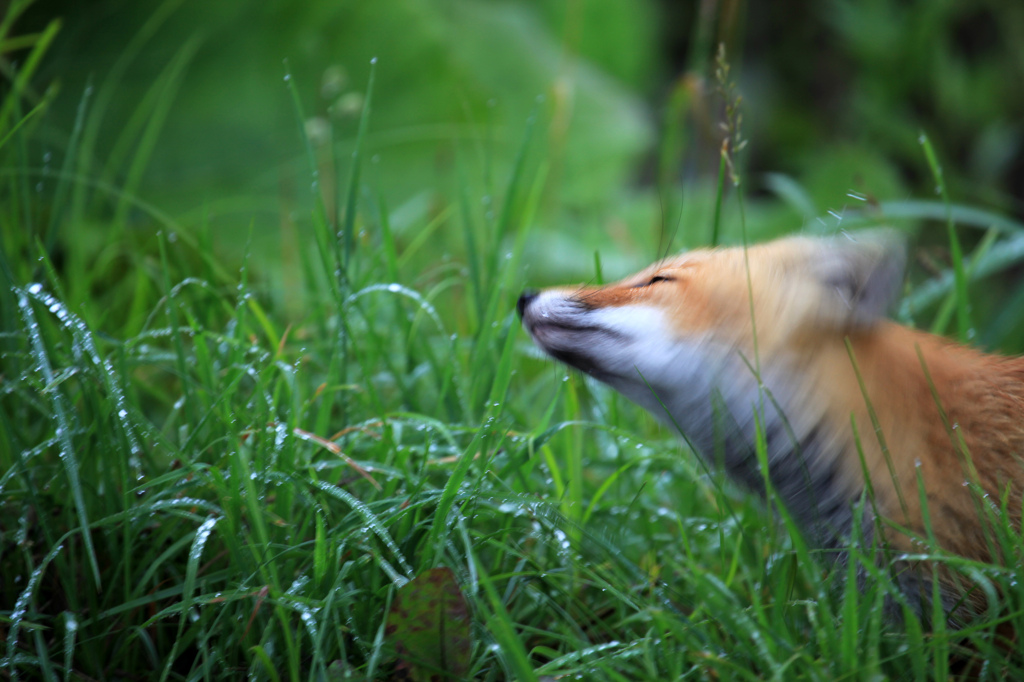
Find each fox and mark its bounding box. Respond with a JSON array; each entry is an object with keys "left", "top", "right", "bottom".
[{"left": 518, "top": 232, "right": 1024, "bottom": 621}]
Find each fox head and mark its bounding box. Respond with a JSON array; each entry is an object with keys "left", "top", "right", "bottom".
[{"left": 518, "top": 233, "right": 905, "bottom": 547}]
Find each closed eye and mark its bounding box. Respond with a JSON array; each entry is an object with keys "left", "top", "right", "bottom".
[{"left": 632, "top": 275, "right": 675, "bottom": 288}]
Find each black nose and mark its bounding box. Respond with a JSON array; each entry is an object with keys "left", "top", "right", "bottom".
[{"left": 517, "top": 290, "right": 538, "bottom": 319}]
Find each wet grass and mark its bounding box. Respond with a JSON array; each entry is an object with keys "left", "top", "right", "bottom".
[{"left": 3, "top": 7, "right": 1024, "bottom": 682}]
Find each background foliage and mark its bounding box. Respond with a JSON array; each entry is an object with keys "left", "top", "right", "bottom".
[{"left": 3, "top": 0, "right": 1024, "bottom": 679}]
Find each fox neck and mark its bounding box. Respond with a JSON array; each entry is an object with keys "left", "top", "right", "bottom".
[{"left": 610, "top": 338, "right": 864, "bottom": 549}]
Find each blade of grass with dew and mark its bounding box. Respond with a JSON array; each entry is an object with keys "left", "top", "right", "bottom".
[
  {"left": 158, "top": 515, "right": 219, "bottom": 682},
  {"left": 157, "top": 230, "right": 196, "bottom": 430},
  {"left": 920, "top": 132, "right": 970, "bottom": 342},
  {"left": 16, "top": 288, "right": 101, "bottom": 588},
  {"left": 427, "top": 318, "right": 518, "bottom": 564},
  {"left": 471, "top": 550, "right": 540, "bottom": 682},
  {"left": 3, "top": 530, "right": 66, "bottom": 673},
  {"left": 283, "top": 63, "right": 344, "bottom": 434}
]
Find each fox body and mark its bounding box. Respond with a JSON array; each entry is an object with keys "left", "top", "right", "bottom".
[{"left": 519, "top": 234, "right": 1024, "bottom": 615}]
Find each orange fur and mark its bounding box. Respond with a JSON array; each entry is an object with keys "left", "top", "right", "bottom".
[{"left": 519, "top": 234, "right": 1024, "bottom": 619}]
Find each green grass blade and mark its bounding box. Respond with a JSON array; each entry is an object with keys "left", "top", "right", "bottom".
[
  {"left": 919, "top": 132, "right": 970, "bottom": 342},
  {"left": 16, "top": 287, "right": 100, "bottom": 588}
]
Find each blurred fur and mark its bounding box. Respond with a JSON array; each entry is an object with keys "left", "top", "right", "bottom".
[{"left": 520, "top": 233, "right": 1024, "bottom": 622}]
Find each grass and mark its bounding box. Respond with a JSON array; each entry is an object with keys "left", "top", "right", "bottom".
[{"left": 3, "top": 8, "right": 1024, "bottom": 682}]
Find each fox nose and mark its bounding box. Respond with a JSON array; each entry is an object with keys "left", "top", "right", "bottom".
[{"left": 517, "top": 290, "right": 538, "bottom": 318}]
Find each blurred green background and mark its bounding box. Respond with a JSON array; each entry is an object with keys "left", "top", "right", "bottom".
[
  {"left": 9, "top": 0, "right": 1024, "bottom": 320},
  {"left": 6, "top": 3, "right": 1024, "bottom": 677}
]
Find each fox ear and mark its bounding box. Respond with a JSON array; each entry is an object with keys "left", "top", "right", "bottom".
[{"left": 809, "top": 232, "right": 906, "bottom": 328}]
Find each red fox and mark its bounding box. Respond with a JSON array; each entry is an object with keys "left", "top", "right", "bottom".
[{"left": 518, "top": 233, "right": 1023, "bottom": 620}]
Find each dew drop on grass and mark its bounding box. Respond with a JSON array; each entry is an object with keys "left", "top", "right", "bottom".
[
  {"left": 284, "top": 73, "right": 291, "bottom": 82},
  {"left": 28, "top": 283, "right": 42, "bottom": 294},
  {"left": 300, "top": 610, "right": 319, "bottom": 640}
]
